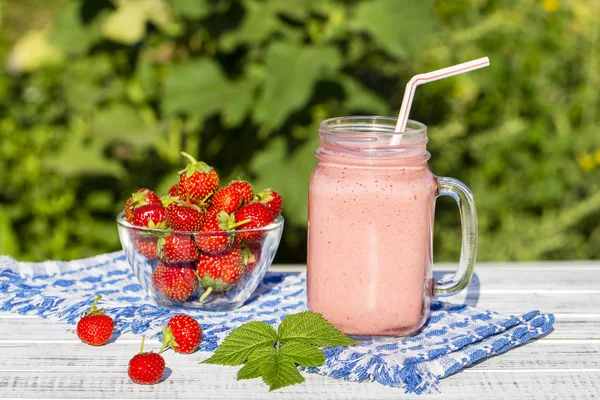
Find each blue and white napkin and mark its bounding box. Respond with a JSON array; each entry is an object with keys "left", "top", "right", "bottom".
[{"left": 0, "top": 252, "right": 554, "bottom": 394}]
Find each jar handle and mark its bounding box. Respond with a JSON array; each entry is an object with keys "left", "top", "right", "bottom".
[{"left": 434, "top": 177, "right": 478, "bottom": 296}]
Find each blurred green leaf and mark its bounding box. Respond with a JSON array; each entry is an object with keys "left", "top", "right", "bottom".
[
  {"left": 102, "top": 1, "right": 147, "bottom": 45},
  {"left": 0, "top": 211, "right": 18, "bottom": 256},
  {"left": 172, "top": 0, "right": 211, "bottom": 19},
  {"left": 339, "top": 75, "right": 389, "bottom": 114},
  {"left": 7, "top": 30, "right": 63, "bottom": 73},
  {"left": 220, "top": 0, "right": 282, "bottom": 51},
  {"left": 43, "top": 137, "right": 124, "bottom": 178},
  {"left": 85, "top": 191, "right": 115, "bottom": 212},
  {"left": 50, "top": 2, "right": 109, "bottom": 55},
  {"left": 102, "top": 0, "right": 174, "bottom": 45},
  {"left": 250, "top": 135, "right": 319, "bottom": 226},
  {"left": 253, "top": 43, "right": 342, "bottom": 131},
  {"left": 91, "top": 103, "right": 160, "bottom": 147},
  {"left": 162, "top": 59, "right": 254, "bottom": 127},
  {"left": 353, "top": 0, "right": 436, "bottom": 59}
]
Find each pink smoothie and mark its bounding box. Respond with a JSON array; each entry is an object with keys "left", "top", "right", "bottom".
[{"left": 307, "top": 155, "right": 437, "bottom": 336}]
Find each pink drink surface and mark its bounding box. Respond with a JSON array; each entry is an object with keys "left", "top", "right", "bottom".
[{"left": 307, "top": 160, "right": 437, "bottom": 336}]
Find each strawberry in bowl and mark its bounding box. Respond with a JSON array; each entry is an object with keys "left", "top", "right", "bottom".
[{"left": 117, "top": 153, "right": 284, "bottom": 311}]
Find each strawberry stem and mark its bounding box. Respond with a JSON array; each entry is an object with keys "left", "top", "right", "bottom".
[
  {"left": 139, "top": 337, "right": 146, "bottom": 354},
  {"left": 90, "top": 295, "right": 102, "bottom": 312},
  {"left": 199, "top": 287, "right": 213, "bottom": 303},
  {"left": 181, "top": 151, "right": 197, "bottom": 164},
  {"left": 199, "top": 192, "right": 213, "bottom": 206},
  {"left": 229, "top": 218, "right": 251, "bottom": 230},
  {"left": 85, "top": 295, "right": 104, "bottom": 316},
  {"left": 158, "top": 326, "right": 173, "bottom": 354}
]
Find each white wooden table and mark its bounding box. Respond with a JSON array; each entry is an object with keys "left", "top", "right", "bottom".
[{"left": 1, "top": 262, "right": 599, "bottom": 399}]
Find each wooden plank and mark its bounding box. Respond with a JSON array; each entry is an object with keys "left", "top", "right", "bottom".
[
  {"left": 445, "top": 291, "right": 600, "bottom": 315},
  {"left": 0, "top": 341, "right": 598, "bottom": 372},
  {"left": 1, "top": 369, "right": 599, "bottom": 399}
]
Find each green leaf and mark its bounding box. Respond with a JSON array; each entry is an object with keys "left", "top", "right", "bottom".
[
  {"left": 7, "top": 30, "right": 63, "bottom": 73},
  {"left": 279, "top": 341, "right": 325, "bottom": 367},
  {"left": 260, "top": 352, "right": 305, "bottom": 392},
  {"left": 43, "top": 137, "right": 124, "bottom": 178},
  {"left": 237, "top": 360, "right": 262, "bottom": 380},
  {"left": 253, "top": 43, "right": 342, "bottom": 131},
  {"left": 203, "top": 321, "right": 278, "bottom": 366},
  {"left": 102, "top": 1, "right": 148, "bottom": 45},
  {"left": 220, "top": 0, "right": 282, "bottom": 51},
  {"left": 339, "top": 75, "right": 390, "bottom": 115},
  {"left": 353, "top": 0, "right": 436, "bottom": 59},
  {"left": 91, "top": 103, "right": 159, "bottom": 147},
  {"left": 172, "top": 0, "right": 211, "bottom": 19},
  {"left": 162, "top": 59, "right": 254, "bottom": 128},
  {"left": 50, "top": 2, "right": 109, "bottom": 55},
  {"left": 102, "top": 0, "right": 175, "bottom": 45},
  {"left": 268, "top": 0, "right": 328, "bottom": 20},
  {"left": 278, "top": 312, "right": 359, "bottom": 347},
  {"left": 237, "top": 346, "right": 276, "bottom": 380}
]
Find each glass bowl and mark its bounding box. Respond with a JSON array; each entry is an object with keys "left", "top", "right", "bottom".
[{"left": 116, "top": 212, "right": 284, "bottom": 311}]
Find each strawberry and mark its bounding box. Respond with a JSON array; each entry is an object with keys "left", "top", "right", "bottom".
[
  {"left": 151, "top": 262, "right": 198, "bottom": 302},
  {"left": 255, "top": 188, "right": 283, "bottom": 218},
  {"left": 132, "top": 234, "right": 158, "bottom": 259},
  {"left": 157, "top": 235, "right": 199, "bottom": 263},
  {"left": 195, "top": 210, "right": 250, "bottom": 255},
  {"left": 197, "top": 247, "right": 245, "bottom": 301},
  {"left": 242, "top": 242, "right": 262, "bottom": 272},
  {"left": 234, "top": 202, "right": 275, "bottom": 243},
  {"left": 132, "top": 204, "right": 167, "bottom": 228},
  {"left": 177, "top": 152, "right": 219, "bottom": 201},
  {"left": 228, "top": 180, "right": 254, "bottom": 204},
  {"left": 76, "top": 295, "right": 114, "bottom": 346},
  {"left": 165, "top": 200, "right": 205, "bottom": 231},
  {"left": 128, "top": 337, "right": 165, "bottom": 385},
  {"left": 159, "top": 314, "right": 202, "bottom": 354},
  {"left": 125, "top": 189, "right": 162, "bottom": 223},
  {"left": 211, "top": 186, "right": 243, "bottom": 214}
]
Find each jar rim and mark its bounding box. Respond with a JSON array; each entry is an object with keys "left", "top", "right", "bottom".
[{"left": 318, "top": 116, "right": 427, "bottom": 149}]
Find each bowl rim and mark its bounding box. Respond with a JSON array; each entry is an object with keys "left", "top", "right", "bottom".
[{"left": 116, "top": 211, "right": 284, "bottom": 235}]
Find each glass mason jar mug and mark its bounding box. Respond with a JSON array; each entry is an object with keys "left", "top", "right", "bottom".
[{"left": 307, "top": 116, "right": 477, "bottom": 337}]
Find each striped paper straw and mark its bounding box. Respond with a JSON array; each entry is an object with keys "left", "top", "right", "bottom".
[{"left": 394, "top": 57, "right": 490, "bottom": 134}]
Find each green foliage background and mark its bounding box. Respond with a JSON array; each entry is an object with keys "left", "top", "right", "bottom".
[{"left": 0, "top": 0, "right": 598, "bottom": 263}]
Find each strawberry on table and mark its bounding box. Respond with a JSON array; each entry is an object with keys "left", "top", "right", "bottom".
[
  {"left": 128, "top": 337, "right": 165, "bottom": 385},
  {"left": 197, "top": 247, "right": 245, "bottom": 302},
  {"left": 211, "top": 186, "right": 243, "bottom": 214},
  {"left": 125, "top": 189, "right": 162, "bottom": 223},
  {"left": 159, "top": 314, "right": 202, "bottom": 354},
  {"left": 157, "top": 235, "right": 199, "bottom": 263},
  {"left": 76, "top": 295, "right": 114, "bottom": 346},
  {"left": 228, "top": 180, "right": 254, "bottom": 205},
  {"left": 234, "top": 202, "right": 275, "bottom": 243},
  {"left": 177, "top": 152, "right": 219, "bottom": 201},
  {"left": 255, "top": 188, "right": 283, "bottom": 218},
  {"left": 151, "top": 262, "right": 198, "bottom": 302},
  {"left": 196, "top": 210, "right": 250, "bottom": 255}
]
